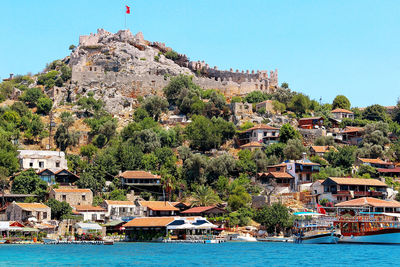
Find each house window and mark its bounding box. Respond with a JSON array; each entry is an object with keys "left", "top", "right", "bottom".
[
  {"left": 62, "top": 195, "right": 66, "bottom": 201},
  {"left": 272, "top": 132, "right": 276, "bottom": 136},
  {"left": 43, "top": 212, "right": 47, "bottom": 219},
  {"left": 82, "top": 195, "right": 86, "bottom": 201},
  {"left": 39, "top": 161, "right": 44, "bottom": 168},
  {"left": 92, "top": 214, "right": 97, "bottom": 221},
  {"left": 263, "top": 132, "right": 267, "bottom": 137},
  {"left": 29, "top": 162, "right": 33, "bottom": 167},
  {"left": 56, "top": 161, "right": 60, "bottom": 168}
]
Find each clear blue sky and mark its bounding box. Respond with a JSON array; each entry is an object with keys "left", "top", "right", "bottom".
[{"left": 1, "top": 0, "right": 400, "bottom": 107}]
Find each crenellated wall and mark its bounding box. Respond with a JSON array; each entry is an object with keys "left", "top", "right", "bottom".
[{"left": 73, "top": 29, "right": 279, "bottom": 99}]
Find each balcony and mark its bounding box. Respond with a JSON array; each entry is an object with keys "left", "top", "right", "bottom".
[{"left": 334, "top": 190, "right": 384, "bottom": 197}]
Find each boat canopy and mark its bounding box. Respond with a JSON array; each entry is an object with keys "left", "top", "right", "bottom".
[{"left": 293, "top": 212, "right": 325, "bottom": 217}]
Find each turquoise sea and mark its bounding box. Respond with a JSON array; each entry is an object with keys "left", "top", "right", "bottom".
[{"left": 0, "top": 242, "right": 399, "bottom": 266}]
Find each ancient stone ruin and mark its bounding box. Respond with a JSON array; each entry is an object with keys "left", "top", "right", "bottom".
[{"left": 66, "top": 29, "right": 278, "bottom": 113}]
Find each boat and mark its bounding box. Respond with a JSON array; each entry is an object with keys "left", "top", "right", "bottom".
[
  {"left": 103, "top": 240, "right": 114, "bottom": 245},
  {"left": 0, "top": 239, "right": 7, "bottom": 244},
  {"left": 43, "top": 238, "right": 57, "bottom": 244},
  {"left": 228, "top": 233, "right": 257, "bottom": 242},
  {"left": 335, "top": 213, "right": 400, "bottom": 244},
  {"left": 293, "top": 212, "right": 340, "bottom": 244}
]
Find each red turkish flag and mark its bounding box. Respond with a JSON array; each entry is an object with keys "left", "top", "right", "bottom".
[{"left": 126, "top": 5, "right": 131, "bottom": 14}]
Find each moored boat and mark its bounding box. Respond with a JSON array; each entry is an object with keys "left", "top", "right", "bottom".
[
  {"left": 293, "top": 212, "right": 339, "bottom": 244},
  {"left": 335, "top": 213, "right": 400, "bottom": 244}
]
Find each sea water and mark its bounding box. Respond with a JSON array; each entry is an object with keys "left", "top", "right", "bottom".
[{"left": 0, "top": 242, "right": 398, "bottom": 266}]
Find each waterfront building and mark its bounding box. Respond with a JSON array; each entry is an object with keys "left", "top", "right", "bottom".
[
  {"left": 6, "top": 202, "right": 51, "bottom": 222},
  {"left": 102, "top": 200, "right": 145, "bottom": 220},
  {"left": 73, "top": 205, "right": 107, "bottom": 222},
  {"left": 138, "top": 201, "right": 179, "bottom": 217},
  {"left": 321, "top": 177, "right": 388, "bottom": 203},
  {"left": 180, "top": 206, "right": 227, "bottom": 217},
  {"left": 49, "top": 188, "right": 93, "bottom": 206}
]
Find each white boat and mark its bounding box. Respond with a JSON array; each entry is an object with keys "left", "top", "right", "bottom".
[
  {"left": 293, "top": 212, "right": 339, "bottom": 244},
  {"left": 229, "top": 233, "right": 257, "bottom": 242},
  {"left": 294, "top": 231, "right": 339, "bottom": 244}
]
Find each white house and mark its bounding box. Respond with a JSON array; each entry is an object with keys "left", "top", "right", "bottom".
[
  {"left": 18, "top": 150, "right": 68, "bottom": 171},
  {"left": 73, "top": 205, "right": 107, "bottom": 222},
  {"left": 102, "top": 200, "right": 145, "bottom": 220},
  {"left": 241, "top": 124, "right": 280, "bottom": 145}
]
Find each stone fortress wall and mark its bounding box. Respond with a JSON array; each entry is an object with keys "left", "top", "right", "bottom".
[{"left": 72, "top": 29, "right": 278, "bottom": 99}]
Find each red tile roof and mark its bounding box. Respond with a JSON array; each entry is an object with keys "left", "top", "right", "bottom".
[
  {"left": 331, "top": 108, "right": 353, "bottom": 114},
  {"left": 310, "top": 146, "right": 336, "bottom": 153},
  {"left": 123, "top": 217, "right": 175, "bottom": 227},
  {"left": 105, "top": 200, "right": 135, "bottom": 206},
  {"left": 74, "top": 205, "right": 106, "bottom": 212},
  {"left": 335, "top": 197, "right": 400, "bottom": 208},
  {"left": 16, "top": 203, "right": 49, "bottom": 210},
  {"left": 181, "top": 206, "right": 224, "bottom": 214},
  {"left": 299, "top": 117, "right": 323, "bottom": 121},
  {"left": 53, "top": 188, "right": 92, "bottom": 193},
  {"left": 358, "top": 158, "right": 392, "bottom": 165},
  {"left": 258, "top": 172, "right": 294, "bottom": 179},
  {"left": 377, "top": 168, "right": 400, "bottom": 173},
  {"left": 341, "top": 127, "right": 364, "bottom": 134},
  {"left": 245, "top": 124, "right": 279, "bottom": 132},
  {"left": 139, "top": 201, "right": 179, "bottom": 211},
  {"left": 240, "top": 142, "right": 264, "bottom": 148},
  {"left": 324, "top": 177, "right": 387, "bottom": 187},
  {"left": 119, "top": 171, "right": 160, "bottom": 179}
]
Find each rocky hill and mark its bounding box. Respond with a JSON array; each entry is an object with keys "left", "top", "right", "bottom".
[{"left": 54, "top": 29, "right": 278, "bottom": 115}]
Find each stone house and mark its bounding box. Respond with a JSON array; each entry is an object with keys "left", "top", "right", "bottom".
[
  {"left": 6, "top": 202, "right": 51, "bottom": 222},
  {"left": 49, "top": 188, "right": 93, "bottom": 206},
  {"left": 255, "top": 100, "right": 275, "bottom": 114},
  {"left": 331, "top": 108, "right": 354, "bottom": 121},
  {"left": 102, "top": 200, "right": 145, "bottom": 220},
  {"left": 309, "top": 146, "right": 337, "bottom": 157},
  {"left": 17, "top": 150, "right": 68, "bottom": 171},
  {"left": 240, "top": 141, "right": 264, "bottom": 151}
]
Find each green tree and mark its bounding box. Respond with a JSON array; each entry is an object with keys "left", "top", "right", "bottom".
[
  {"left": 279, "top": 123, "right": 300, "bottom": 143},
  {"left": 205, "top": 154, "right": 236, "bottom": 183},
  {"left": 244, "top": 91, "right": 269, "bottom": 104},
  {"left": 185, "top": 115, "right": 217, "bottom": 151},
  {"left": 191, "top": 184, "right": 220, "bottom": 206},
  {"left": 19, "top": 87, "right": 44, "bottom": 107},
  {"left": 46, "top": 199, "right": 72, "bottom": 220},
  {"left": 108, "top": 189, "right": 127, "bottom": 201},
  {"left": 36, "top": 97, "right": 53, "bottom": 115},
  {"left": 288, "top": 93, "right": 310, "bottom": 115},
  {"left": 332, "top": 95, "right": 351, "bottom": 110},
  {"left": 54, "top": 124, "right": 80, "bottom": 151},
  {"left": 283, "top": 139, "right": 306, "bottom": 160},
  {"left": 363, "top": 104, "right": 389, "bottom": 122},
  {"left": 80, "top": 144, "right": 98, "bottom": 162},
  {"left": 142, "top": 95, "right": 168, "bottom": 121},
  {"left": 12, "top": 169, "right": 48, "bottom": 201},
  {"left": 76, "top": 165, "right": 106, "bottom": 194},
  {"left": 325, "top": 146, "right": 356, "bottom": 170},
  {"left": 254, "top": 203, "right": 293, "bottom": 235}
]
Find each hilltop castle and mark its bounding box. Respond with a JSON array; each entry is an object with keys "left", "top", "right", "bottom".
[{"left": 69, "top": 29, "right": 278, "bottom": 103}]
